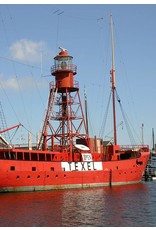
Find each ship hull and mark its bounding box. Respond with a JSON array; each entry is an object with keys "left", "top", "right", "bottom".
[{"left": 0, "top": 151, "right": 149, "bottom": 192}]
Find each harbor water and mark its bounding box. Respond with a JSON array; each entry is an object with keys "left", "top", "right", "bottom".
[{"left": 0, "top": 181, "right": 155, "bottom": 227}]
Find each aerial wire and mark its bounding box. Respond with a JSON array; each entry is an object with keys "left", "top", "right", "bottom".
[
  {"left": 53, "top": 9, "right": 64, "bottom": 53},
  {"left": 0, "top": 7, "right": 43, "bottom": 141}
]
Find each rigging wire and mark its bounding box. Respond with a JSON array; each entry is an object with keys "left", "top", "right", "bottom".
[
  {"left": 0, "top": 56, "right": 43, "bottom": 71},
  {"left": 0, "top": 101, "right": 11, "bottom": 143},
  {"left": 83, "top": 86, "right": 95, "bottom": 137},
  {"left": 99, "top": 91, "right": 111, "bottom": 138},
  {"left": 0, "top": 10, "right": 21, "bottom": 125},
  {"left": 54, "top": 10, "right": 64, "bottom": 53},
  {"left": 115, "top": 89, "right": 137, "bottom": 145},
  {"left": 10, "top": 125, "right": 20, "bottom": 142},
  {"left": 98, "top": 16, "right": 142, "bottom": 145},
  {"left": 0, "top": 7, "right": 46, "bottom": 141},
  {"left": 113, "top": 20, "right": 141, "bottom": 134}
]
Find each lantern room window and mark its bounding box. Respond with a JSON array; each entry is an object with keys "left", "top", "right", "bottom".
[
  {"left": 51, "top": 52, "right": 77, "bottom": 75},
  {"left": 54, "top": 56, "right": 73, "bottom": 71}
]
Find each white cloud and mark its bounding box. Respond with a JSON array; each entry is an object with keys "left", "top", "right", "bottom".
[
  {"left": 9, "top": 39, "right": 46, "bottom": 64},
  {"left": 0, "top": 74, "right": 18, "bottom": 90},
  {"left": 0, "top": 73, "right": 47, "bottom": 91}
]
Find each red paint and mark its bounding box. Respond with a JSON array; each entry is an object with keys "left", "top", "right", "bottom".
[{"left": 0, "top": 48, "right": 150, "bottom": 192}]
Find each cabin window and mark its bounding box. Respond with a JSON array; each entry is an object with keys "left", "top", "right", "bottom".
[
  {"left": 17, "top": 152, "right": 23, "bottom": 160},
  {"left": 39, "top": 153, "right": 45, "bottom": 161},
  {"left": 31, "top": 153, "right": 38, "bottom": 161},
  {"left": 10, "top": 152, "right": 16, "bottom": 160},
  {"left": 51, "top": 154, "right": 55, "bottom": 160},
  {"left": 46, "top": 154, "right": 51, "bottom": 161},
  {"left": 136, "top": 152, "right": 141, "bottom": 158},
  {"left": 10, "top": 166, "right": 15, "bottom": 171},
  {"left": 120, "top": 152, "right": 131, "bottom": 160},
  {"left": 51, "top": 167, "right": 54, "bottom": 171},
  {"left": 32, "top": 167, "right": 36, "bottom": 171},
  {"left": 136, "top": 160, "right": 143, "bottom": 165},
  {"left": 0, "top": 152, "right": 5, "bottom": 159},
  {"left": 4, "top": 152, "right": 11, "bottom": 159},
  {"left": 24, "top": 152, "right": 30, "bottom": 161}
]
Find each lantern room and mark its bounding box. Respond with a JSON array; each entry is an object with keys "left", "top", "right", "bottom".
[
  {"left": 51, "top": 47, "right": 77, "bottom": 90},
  {"left": 51, "top": 47, "right": 77, "bottom": 75}
]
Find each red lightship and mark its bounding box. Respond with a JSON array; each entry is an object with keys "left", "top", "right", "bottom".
[{"left": 0, "top": 15, "right": 149, "bottom": 192}]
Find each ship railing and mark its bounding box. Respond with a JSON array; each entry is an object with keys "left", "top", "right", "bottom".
[
  {"left": 51, "top": 64, "right": 77, "bottom": 75},
  {"left": 5, "top": 143, "right": 38, "bottom": 150},
  {"left": 51, "top": 111, "right": 81, "bottom": 120},
  {"left": 120, "top": 145, "right": 149, "bottom": 152},
  {"left": 49, "top": 80, "right": 79, "bottom": 89},
  {"left": 2, "top": 142, "right": 72, "bottom": 152}
]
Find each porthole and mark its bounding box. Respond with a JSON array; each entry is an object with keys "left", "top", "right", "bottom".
[
  {"left": 32, "top": 167, "right": 36, "bottom": 171},
  {"left": 16, "top": 175, "right": 20, "bottom": 179},
  {"left": 10, "top": 166, "right": 15, "bottom": 171}
]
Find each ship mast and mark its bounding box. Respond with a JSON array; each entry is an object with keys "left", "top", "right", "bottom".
[
  {"left": 110, "top": 14, "right": 117, "bottom": 145},
  {"left": 84, "top": 85, "right": 89, "bottom": 137},
  {"left": 152, "top": 128, "right": 155, "bottom": 151}
]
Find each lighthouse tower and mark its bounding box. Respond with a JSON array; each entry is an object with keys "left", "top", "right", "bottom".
[{"left": 38, "top": 47, "right": 88, "bottom": 152}]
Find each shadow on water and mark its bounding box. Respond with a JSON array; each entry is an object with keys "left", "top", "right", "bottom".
[{"left": 0, "top": 182, "right": 155, "bottom": 227}]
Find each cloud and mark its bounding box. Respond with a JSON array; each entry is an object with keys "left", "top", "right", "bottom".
[
  {"left": 0, "top": 74, "right": 18, "bottom": 90},
  {"left": 9, "top": 39, "right": 46, "bottom": 64},
  {"left": 0, "top": 73, "right": 47, "bottom": 91}
]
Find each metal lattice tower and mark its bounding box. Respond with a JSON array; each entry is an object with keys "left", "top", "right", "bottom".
[{"left": 38, "top": 48, "right": 88, "bottom": 152}]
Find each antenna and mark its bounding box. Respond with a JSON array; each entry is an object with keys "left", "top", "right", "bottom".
[
  {"left": 59, "top": 47, "right": 67, "bottom": 52},
  {"left": 54, "top": 10, "right": 64, "bottom": 53}
]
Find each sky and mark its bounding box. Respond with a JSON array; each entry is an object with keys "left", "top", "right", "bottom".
[{"left": 0, "top": 3, "right": 155, "bottom": 148}]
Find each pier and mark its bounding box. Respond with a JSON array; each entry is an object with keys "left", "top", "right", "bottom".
[{"left": 142, "top": 167, "right": 156, "bottom": 181}]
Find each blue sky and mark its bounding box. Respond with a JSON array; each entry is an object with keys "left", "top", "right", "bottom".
[{"left": 0, "top": 3, "right": 155, "bottom": 148}]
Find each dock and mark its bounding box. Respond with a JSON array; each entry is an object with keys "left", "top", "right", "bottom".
[{"left": 142, "top": 167, "right": 156, "bottom": 181}]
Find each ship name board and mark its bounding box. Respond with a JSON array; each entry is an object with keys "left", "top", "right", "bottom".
[
  {"left": 61, "top": 162, "right": 103, "bottom": 171},
  {"left": 81, "top": 153, "right": 92, "bottom": 162}
]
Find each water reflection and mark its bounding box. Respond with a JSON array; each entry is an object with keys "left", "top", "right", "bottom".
[
  {"left": 61, "top": 183, "right": 148, "bottom": 227},
  {"left": 0, "top": 182, "right": 155, "bottom": 227}
]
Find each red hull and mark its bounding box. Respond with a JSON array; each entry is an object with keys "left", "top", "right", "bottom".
[
  {"left": 0, "top": 41, "right": 150, "bottom": 192},
  {"left": 0, "top": 149, "right": 149, "bottom": 192}
]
